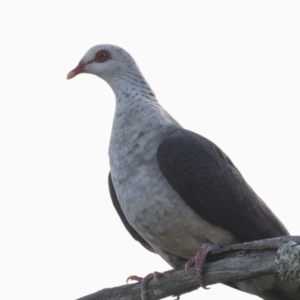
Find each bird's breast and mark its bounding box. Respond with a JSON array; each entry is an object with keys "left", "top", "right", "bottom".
[{"left": 109, "top": 127, "right": 236, "bottom": 260}]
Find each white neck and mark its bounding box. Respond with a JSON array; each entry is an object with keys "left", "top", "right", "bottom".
[
  {"left": 104, "top": 69, "right": 180, "bottom": 131},
  {"left": 106, "top": 69, "right": 181, "bottom": 160}
]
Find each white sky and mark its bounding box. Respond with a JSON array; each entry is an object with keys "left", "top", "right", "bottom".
[{"left": 0, "top": 1, "right": 299, "bottom": 300}]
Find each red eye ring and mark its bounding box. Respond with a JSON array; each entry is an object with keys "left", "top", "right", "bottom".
[{"left": 94, "top": 50, "right": 111, "bottom": 62}]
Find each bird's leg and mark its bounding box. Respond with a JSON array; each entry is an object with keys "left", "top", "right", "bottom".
[
  {"left": 127, "top": 269, "right": 176, "bottom": 300},
  {"left": 185, "top": 242, "right": 220, "bottom": 288}
]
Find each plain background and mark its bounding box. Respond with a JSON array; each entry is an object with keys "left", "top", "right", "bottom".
[{"left": 0, "top": 1, "right": 299, "bottom": 299}]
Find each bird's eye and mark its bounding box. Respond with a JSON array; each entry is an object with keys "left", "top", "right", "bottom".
[{"left": 95, "top": 50, "right": 110, "bottom": 62}]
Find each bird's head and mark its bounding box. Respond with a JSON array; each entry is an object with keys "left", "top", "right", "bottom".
[{"left": 67, "top": 44, "right": 137, "bottom": 81}]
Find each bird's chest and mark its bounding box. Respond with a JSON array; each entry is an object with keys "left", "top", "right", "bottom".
[
  {"left": 109, "top": 131, "right": 170, "bottom": 228},
  {"left": 109, "top": 129, "right": 188, "bottom": 242},
  {"left": 109, "top": 128, "right": 236, "bottom": 259},
  {"left": 110, "top": 149, "right": 194, "bottom": 252}
]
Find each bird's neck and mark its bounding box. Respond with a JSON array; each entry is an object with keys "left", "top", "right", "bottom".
[
  {"left": 107, "top": 71, "right": 180, "bottom": 131},
  {"left": 105, "top": 68, "right": 156, "bottom": 103},
  {"left": 107, "top": 71, "right": 181, "bottom": 158}
]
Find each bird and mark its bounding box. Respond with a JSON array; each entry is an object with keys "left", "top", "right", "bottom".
[{"left": 67, "top": 44, "right": 299, "bottom": 300}]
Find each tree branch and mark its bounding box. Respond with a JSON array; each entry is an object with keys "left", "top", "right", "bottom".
[{"left": 76, "top": 236, "right": 300, "bottom": 300}]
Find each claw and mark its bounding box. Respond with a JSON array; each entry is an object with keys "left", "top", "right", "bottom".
[
  {"left": 184, "top": 257, "right": 195, "bottom": 275},
  {"left": 185, "top": 242, "right": 220, "bottom": 288},
  {"left": 126, "top": 269, "right": 175, "bottom": 299},
  {"left": 126, "top": 275, "right": 143, "bottom": 283}
]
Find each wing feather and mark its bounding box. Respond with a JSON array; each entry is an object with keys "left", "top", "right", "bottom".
[{"left": 157, "top": 129, "right": 288, "bottom": 242}]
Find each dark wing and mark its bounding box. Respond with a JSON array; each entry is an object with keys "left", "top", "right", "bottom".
[
  {"left": 108, "top": 172, "right": 155, "bottom": 253},
  {"left": 157, "top": 129, "right": 289, "bottom": 242}
]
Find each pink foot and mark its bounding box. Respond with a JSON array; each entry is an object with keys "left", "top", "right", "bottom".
[
  {"left": 127, "top": 269, "right": 178, "bottom": 300},
  {"left": 185, "top": 242, "right": 220, "bottom": 288}
]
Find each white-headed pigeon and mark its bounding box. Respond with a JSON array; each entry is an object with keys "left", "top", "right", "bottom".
[{"left": 67, "top": 44, "right": 299, "bottom": 300}]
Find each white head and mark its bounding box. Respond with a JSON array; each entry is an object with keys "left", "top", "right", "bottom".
[{"left": 67, "top": 44, "right": 139, "bottom": 82}]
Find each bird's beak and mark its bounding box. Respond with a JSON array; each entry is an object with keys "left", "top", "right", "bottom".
[{"left": 66, "top": 63, "right": 85, "bottom": 80}]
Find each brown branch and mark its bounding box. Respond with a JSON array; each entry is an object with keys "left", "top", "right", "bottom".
[{"left": 76, "top": 236, "right": 300, "bottom": 300}]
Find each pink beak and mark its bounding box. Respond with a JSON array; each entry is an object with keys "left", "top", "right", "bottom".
[{"left": 66, "top": 63, "right": 85, "bottom": 80}]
